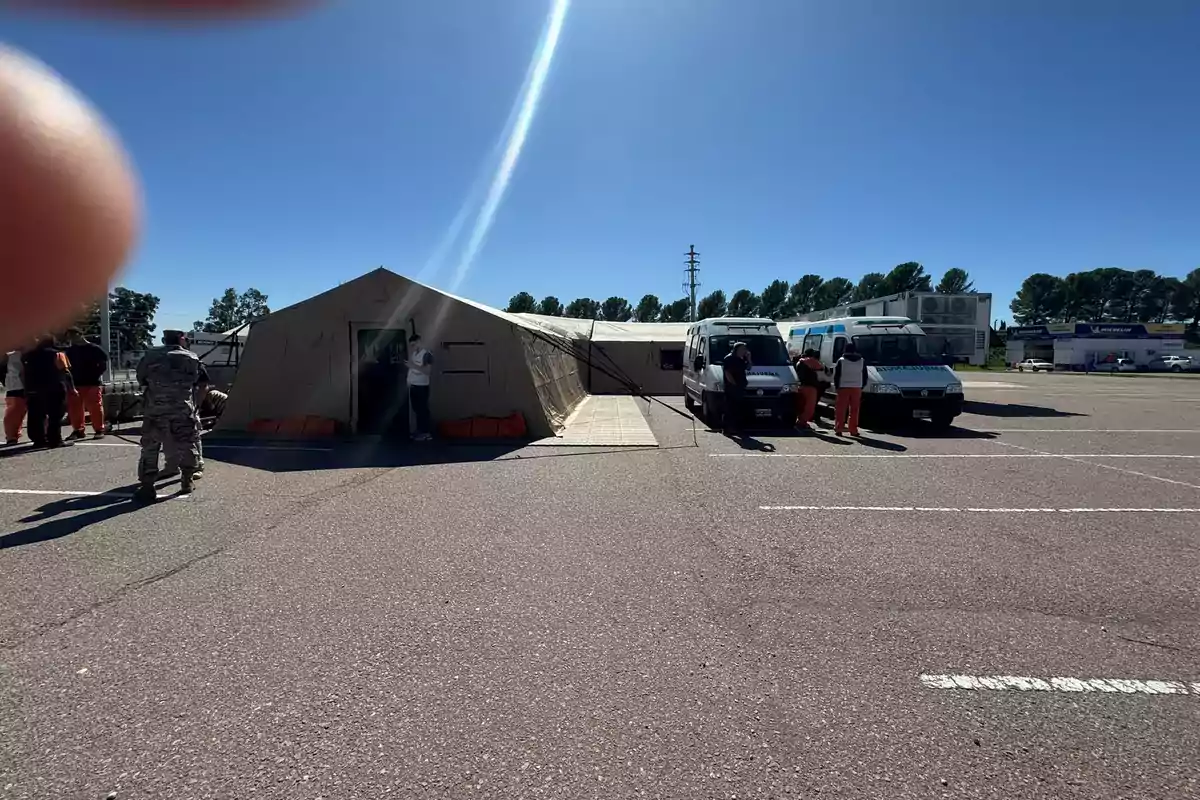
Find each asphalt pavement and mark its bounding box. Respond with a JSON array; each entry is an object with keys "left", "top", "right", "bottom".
[{"left": 1, "top": 371, "right": 1197, "bottom": 799}]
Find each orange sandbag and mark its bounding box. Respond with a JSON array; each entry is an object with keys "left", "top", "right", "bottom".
[
  {"left": 496, "top": 413, "right": 527, "bottom": 438},
  {"left": 438, "top": 418, "right": 473, "bottom": 439},
  {"left": 303, "top": 417, "right": 336, "bottom": 437},
  {"left": 277, "top": 417, "right": 307, "bottom": 436},
  {"left": 470, "top": 417, "right": 500, "bottom": 437}
]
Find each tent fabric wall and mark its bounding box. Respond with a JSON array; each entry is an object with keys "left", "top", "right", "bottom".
[
  {"left": 514, "top": 313, "right": 689, "bottom": 396},
  {"left": 219, "top": 269, "right": 586, "bottom": 438}
]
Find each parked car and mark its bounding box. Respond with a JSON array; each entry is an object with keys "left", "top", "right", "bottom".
[
  {"left": 1017, "top": 359, "right": 1054, "bottom": 372},
  {"left": 1103, "top": 357, "right": 1138, "bottom": 373},
  {"left": 1147, "top": 354, "right": 1194, "bottom": 373}
]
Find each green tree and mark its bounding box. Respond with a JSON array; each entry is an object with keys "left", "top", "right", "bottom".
[
  {"left": 696, "top": 290, "right": 728, "bottom": 320},
  {"left": 75, "top": 287, "right": 161, "bottom": 352},
  {"left": 505, "top": 292, "right": 537, "bottom": 313},
  {"left": 564, "top": 297, "right": 600, "bottom": 319},
  {"left": 600, "top": 296, "right": 632, "bottom": 322},
  {"left": 814, "top": 277, "right": 854, "bottom": 309},
  {"left": 786, "top": 274, "right": 825, "bottom": 316},
  {"left": 883, "top": 262, "right": 932, "bottom": 294},
  {"left": 1010, "top": 273, "right": 1066, "bottom": 325},
  {"left": 659, "top": 298, "right": 691, "bottom": 322},
  {"left": 727, "top": 289, "right": 760, "bottom": 317},
  {"left": 633, "top": 294, "right": 662, "bottom": 322},
  {"left": 1060, "top": 271, "right": 1103, "bottom": 322},
  {"left": 853, "top": 272, "right": 887, "bottom": 302},
  {"left": 536, "top": 295, "right": 564, "bottom": 316},
  {"left": 195, "top": 287, "right": 271, "bottom": 333},
  {"left": 935, "top": 268, "right": 974, "bottom": 294},
  {"left": 1170, "top": 267, "right": 1200, "bottom": 329},
  {"left": 1139, "top": 277, "right": 1179, "bottom": 323},
  {"left": 758, "top": 279, "right": 790, "bottom": 319}
]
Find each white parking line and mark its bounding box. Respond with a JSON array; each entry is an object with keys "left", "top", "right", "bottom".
[
  {"left": 986, "top": 429, "right": 1200, "bottom": 433},
  {"left": 712, "top": 453, "right": 1200, "bottom": 459},
  {"left": 760, "top": 505, "right": 1200, "bottom": 513},
  {"left": 0, "top": 488, "right": 134, "bottom": 497},
  {"left": 921, "top": 674, "right": 1200, "bottom": 695},
  {"left": 990, "top": 440, "right": 1200, "bottom": 491}
]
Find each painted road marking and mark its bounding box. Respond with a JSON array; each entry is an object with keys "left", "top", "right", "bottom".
[
  {"left": 921, "top": 674, "right": 1200, "bottom": 695},
  {"left": 990, "top": 440, "right": 1200, "bottom": 491},
  {"left": 760, "top": 505, "right": 1200, "bottom": 513},
  {"left": 712, "top": 453, "right": 1200, "bottom": 459},
  {"left": 0, "top": 488, "right": 134, "bottom": 497},
  {"left": 986, "top": 429, "right": 1200, "bottom": 433},
  {"left": 77, "top": 442, "right": 334, "bottom": 452}
]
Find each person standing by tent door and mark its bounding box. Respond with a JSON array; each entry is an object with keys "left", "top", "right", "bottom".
[{"left": 405, "top": 334, "right": 434, "bottom": 442}]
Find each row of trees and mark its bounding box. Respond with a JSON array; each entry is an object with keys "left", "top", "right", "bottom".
[
  {"left": 505, "top": 262, "right": 973, "bottom": 322},
  {"left": 72, "top": 286, "right": 271, "bottom": 352},
  {"left": 1010, "top": 267, "right": 1200, "bottom": 329}
]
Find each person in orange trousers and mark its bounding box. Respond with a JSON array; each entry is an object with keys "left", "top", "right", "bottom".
[
  {"left": 833, "top": 342, "right": 867, "bottom": 436},
  {"left": 64, "top": 328, "right": 108, "bottom": 439},
  {"left": 792, "top": 348, "right": 824, "bottom": 429}
]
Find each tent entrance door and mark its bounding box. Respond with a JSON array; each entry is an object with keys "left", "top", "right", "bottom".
[{"left": 355, "top": 328, "right": 408, "bottom": 437}]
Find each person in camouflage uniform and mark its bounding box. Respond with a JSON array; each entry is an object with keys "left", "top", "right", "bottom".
[{"left": 134, "top": 331, "right": 207, "bottom": 501}]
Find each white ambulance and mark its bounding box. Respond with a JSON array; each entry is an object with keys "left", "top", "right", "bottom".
[
  {"left": 682, "top": 318, "right": 799, "bottom": 426},
  {"left": 785, "top": 316, "right": 964, "bottom": 428}
]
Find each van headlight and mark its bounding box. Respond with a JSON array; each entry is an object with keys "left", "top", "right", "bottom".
[
  {"left": 779, "top": 383, "right": 800, "bottom": 393},
  {"left": 946, "top": 384, "right": 964, "bottom": 394},
  {"left": 870, "top": 383, "right": 901, "bottom": 394}
]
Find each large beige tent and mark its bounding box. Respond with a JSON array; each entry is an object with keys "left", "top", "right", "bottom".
[
  {"left": 515, "top": 314, "right": 690, "bottom": 396},
  {"left": 219, "top": 269, "right": 586, "bottom": 438}
]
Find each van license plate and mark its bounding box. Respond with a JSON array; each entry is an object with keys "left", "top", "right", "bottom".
[
  {"left": 912, "top": 409, "right": 931, "bottom": 419},
  {"left": 755, "top": 408, "right": 772, "bottom": 417}
]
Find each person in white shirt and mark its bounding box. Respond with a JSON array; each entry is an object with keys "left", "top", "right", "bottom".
[
  {"left": 832, "top": 342, "right": 867, "bottom": 437},
  {"left": 405, "top": 335, "right": 434, "bottom": 441}
]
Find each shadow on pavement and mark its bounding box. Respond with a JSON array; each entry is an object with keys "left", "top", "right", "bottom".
[
  {"left": 853, "top": 436, "right": 907, "bottom": 452},
  {"left": 202, "top": 439, "right": 527, "bottom": 473},
  {"left": 2, "top": 487, "right": 141, "bottom": 550},
  {"left": 962, "top": 401, "right": 1086, "bottom": 418}
]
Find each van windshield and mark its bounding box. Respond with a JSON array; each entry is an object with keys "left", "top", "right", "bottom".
[
  {"left": 851, "top": 334, "right": 927, "bottom": 366},
  {"left": 710, "top": 335, "right": 791, "bottom": 366}
]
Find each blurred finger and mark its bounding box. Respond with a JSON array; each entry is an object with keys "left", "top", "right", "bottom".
[{"left": 0, "top": 46, "right": 139, "bottom": 350}]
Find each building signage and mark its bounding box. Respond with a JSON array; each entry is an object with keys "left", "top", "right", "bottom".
[{"left": 1006, "top": 323, "right": 1184, "bottom": 340}]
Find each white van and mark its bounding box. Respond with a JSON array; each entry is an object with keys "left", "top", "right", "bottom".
[
  {"left": 683, "top": 318, "right": 799, "bottom": 426},
  {"left": 786, "top": 316, "right": 964, "bottom": 428}
]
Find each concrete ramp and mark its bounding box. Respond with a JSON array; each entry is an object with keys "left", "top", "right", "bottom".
[{"left": 529, "top": 395, "right": 658, "bottom": 447}]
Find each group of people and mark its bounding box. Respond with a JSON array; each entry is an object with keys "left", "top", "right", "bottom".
[
  {"left": 3, "top": 329, "right": 109, "bottom": 448},
  {"left": 2, "top": 328, "right": 217, "bottom": 502},
  {"left": 719, "top": 340, "right": 866, "bottom": 437}
]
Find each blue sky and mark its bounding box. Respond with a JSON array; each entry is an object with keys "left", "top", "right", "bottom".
[{"left": 4, "top": 0, "right": 1198, "bottom": 329}]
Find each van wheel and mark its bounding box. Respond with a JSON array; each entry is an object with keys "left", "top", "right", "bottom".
[
  {"left": 684, "top": 393, "right": 697, "bottom": 412},
  {"left": 930, "top": 411, "right": 955, "bottom": 430}
]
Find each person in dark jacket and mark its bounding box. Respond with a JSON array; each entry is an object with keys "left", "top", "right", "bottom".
[
  {"left": 793, "top": 349, "right": 824, "bottom": 430},
  {"left": 832, "top": 341, "right": 868, "bottom": 437},
  {"left": 64, "top": 328, "right": 108, "bottom": 439},
  {"left": 721, "top": 341, "right": 750, "bottom": 435},
  {"left": 22, "top": 334, "right": 76, "bottom": 448}
]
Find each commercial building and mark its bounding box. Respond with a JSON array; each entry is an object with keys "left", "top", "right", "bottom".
[
  {"left": 1005, "top": 322, "right": 1188, "bottom": 370},
  {"left": 789, "top": 291, "right": 994, "bottom": 366}
]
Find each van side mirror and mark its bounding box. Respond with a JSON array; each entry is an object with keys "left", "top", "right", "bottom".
[{"left": 693, "top": 356, "right": 705, "bottom": 371}]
